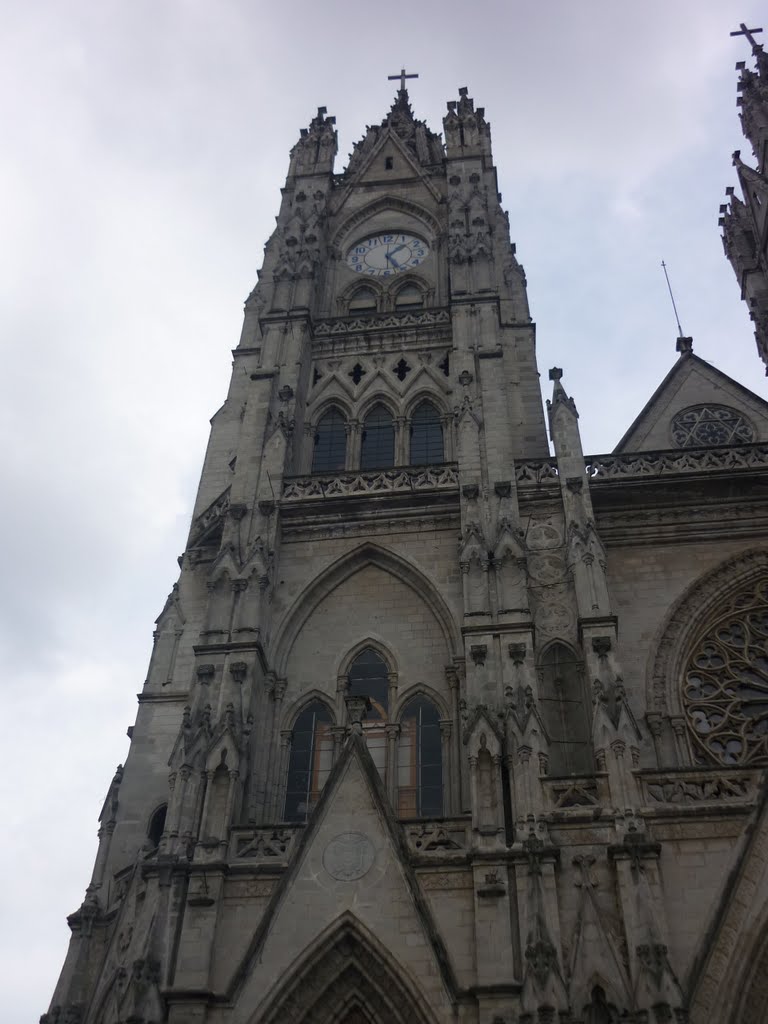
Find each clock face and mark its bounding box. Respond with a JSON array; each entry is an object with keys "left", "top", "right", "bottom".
[{"left": 346, "top": 233, "right": 430, "bottom": 277}]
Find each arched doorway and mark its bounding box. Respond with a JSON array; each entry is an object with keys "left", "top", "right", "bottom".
[{"left": 256, "top": 915, "right": 439, "bottom": 1024}]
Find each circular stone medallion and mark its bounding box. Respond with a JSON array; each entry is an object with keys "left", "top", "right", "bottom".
[{"left": 323, "top": 831, "right": 375, "bottom": 882}]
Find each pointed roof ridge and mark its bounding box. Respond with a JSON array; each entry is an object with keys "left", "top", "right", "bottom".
[
  {"left": 343, "top": 93, "right": 444, "bottom": 176},
  {"left": 612, "top": 350, "right": 768, "bottom": 453},
  {"left": 227, "top": 730, "right": 460, "bottom": 1004}
]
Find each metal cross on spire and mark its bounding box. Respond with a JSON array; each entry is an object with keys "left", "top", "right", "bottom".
[
  {"left": 388, "top": 67, "right": 418, "bottom": 92},
  {"left": 730, "top": 22, "right": 764, "bottom": 49}
]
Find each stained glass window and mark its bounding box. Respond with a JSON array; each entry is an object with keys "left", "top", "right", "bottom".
[
  {"left": 398, "top": 697, "right": 443, "bottom": 817},
  {"left": 537, "top": 643, "right": 592, "bottom": 775},
  {"left": 360, "top": 405, "right": 395, "bottom": 469},
  {"left": 671, "top": 405, "right": 755, "bottom": 448},
  {"left": 410, "top": 401, "right": 444, "bottom": 465},
  {"left": 284, "top": 701, "right": 333, "bottom": 822},
  {"left": 313, "top": 408, "right": 347, "bottom": 472}
]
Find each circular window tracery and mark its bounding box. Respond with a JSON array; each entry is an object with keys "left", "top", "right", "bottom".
[
  {"left": 683, "top": 577, "right": 768, "bottom": 766},
  {"left": 670, "top": 404, "right": 755, "bottom": 448}
]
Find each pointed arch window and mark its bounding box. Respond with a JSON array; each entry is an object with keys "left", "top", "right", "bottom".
[
  {"left": 410, "top": 401, "right": 444, "bottom": 465},
  {"left": 147, "top": 803, "right": 167, "bottom": 849},
  {"left": 312, "top": 408, "right": 347, "bottom": 472},
  {"left": 284, "top": 701, "right": 333, "bottom": 822},
  {"left": 348, "top": 648, "right": 389, "bottom": 778},
  {"left": 538, "top": 642, "right": 592, "bottom": 775},
  {"left": 360, "top": 404, "right": 395, "bottom": 469},
  {"left": 348, "top": 286, "right": 377, "bottom": 313},
  {"left": 394, "top": 283, "right": 424, "bottom": 309},
  {"left": 398, "top": 697, "right": 443, "bottom": 817}
]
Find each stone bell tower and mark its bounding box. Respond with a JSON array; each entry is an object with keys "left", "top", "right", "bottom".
[
  {"left": 721, "top": 23, "right": 768, "bottom": 369},
  {"left": 45, "top": 70, "right": 768, "bottom": 1024}
]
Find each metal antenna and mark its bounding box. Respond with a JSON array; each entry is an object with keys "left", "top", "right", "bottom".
[{"left": 661, "top": 260, "right": 684, "bottom": 337}]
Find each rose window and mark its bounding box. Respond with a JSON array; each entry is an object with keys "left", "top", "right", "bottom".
[
  {"left": 683, "top": 578, "right": 768, "bottom": 766},
  {"left": 670, "top": 405, "right": 755, "bottom": 448}
]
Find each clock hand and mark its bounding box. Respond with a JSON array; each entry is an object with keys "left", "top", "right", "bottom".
[
  {"left": 385, "top": 252, "right": 401, "bottom": 269},
  {"left": 389, "top": 243, "right": 407, "bottom": 257}
]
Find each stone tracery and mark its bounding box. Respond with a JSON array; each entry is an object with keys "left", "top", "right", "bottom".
[
  {"left": 670, "top": 403, "right": 755, "bottom": 447},
  {"left": 683, "top": 575, "right": 768, "bottom": 766}
]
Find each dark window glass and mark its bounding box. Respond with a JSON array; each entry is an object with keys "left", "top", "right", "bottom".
[
  {"left": 538, "top": 643, "right": 592, "bottom": 775},
  {"left": 349, "top": 286, "right": 377, "bottom": 313},
  {"left": 284, "top": 701, "right": 333, "bottom": 822},
  {"left": 360, "top": 405, "right": 395, "bottom": 469},
  {"left": 348, "top": 649, "right": 390, "bottom": 780},
  {"left": 398, "top": 697, "right": 443, "bottom": 817},
  {"left": 348, "top": 649, "right": 389, "bottom": 721},
  {"left": 410, "top": 401, "right": 444, "bottom": 465},
  {"left": 147, "top": 804, "right": 167, "bottom": 848},
  {"left": 395, "top": 284, "right": 423, "bottom": 308},
  {"left": 313, "top": 409, "right": 347, "bottom": 472}
]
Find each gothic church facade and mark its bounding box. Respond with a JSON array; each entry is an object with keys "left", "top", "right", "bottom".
[{"left": 46, "top": 62, "right": 768, "bottom": 1024}]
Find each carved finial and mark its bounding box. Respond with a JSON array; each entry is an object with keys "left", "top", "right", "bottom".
[
  {"left": 345, "top": 695, "right": 371, "bottom": 733},
  {"left": 548, "top": 367, "right": 563, "bottom": 381},
  {"left": 676, "top": 336, "right": 693, "bottom": 355}
]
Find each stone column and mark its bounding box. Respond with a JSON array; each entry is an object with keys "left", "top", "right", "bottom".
[
  {"left": 439, "top": 720, "right": 454, "bottom": 815},
  {"left": 386, "top": 723, "right": 400, "bottom": 806},
  {"left": 346, "top": 419, "right": 361, "bottom": 470}
]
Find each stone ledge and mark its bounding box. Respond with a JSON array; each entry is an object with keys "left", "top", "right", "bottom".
[{"left": 282, "top": 463, "right": 459, "bottom": 502}]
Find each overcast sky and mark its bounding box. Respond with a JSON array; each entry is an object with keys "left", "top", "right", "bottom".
[{"left": 2, "top": 2, "right": 765, "bottom": 1020}]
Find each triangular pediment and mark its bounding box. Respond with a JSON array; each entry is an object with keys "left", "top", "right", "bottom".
[
  {"left": 336, "top": 130, "right": 442, "bottom": 213},
  {"left": 226, "top": 732, "right": 457, "bottom": 1021},
  {"left": 613, "top": 352, "right": 768, "bottom": 453}
]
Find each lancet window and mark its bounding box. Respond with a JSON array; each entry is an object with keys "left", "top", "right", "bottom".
[
  {"left": 348, "top": 648, "right": 390, "bottom": 777},
  {"left": 537, "top": 642, "right": 592, "bottom": 775},
  {"left": 397, "top": 696, "right": 442, "bottom": 817},
  {"left": 284, "top": 700, "right": 334, "bottom": 822},
  {"left": 360, "top": 404, "right": 395, "bottom": 469},
  {"left": 312, "top": 408, "right": 347, "bottom": 472},
  {"left": 147, "top": 803, "right": 167, "bottom": 849},
  {"left": 409, "top": 400, "right": 444, "bottom": 464}
]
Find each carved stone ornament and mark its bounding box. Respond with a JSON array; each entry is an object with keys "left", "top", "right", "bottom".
[
  {"left": 470, "top": 644, "right": 487, "bottom": 666},
  {"left": 584, "top": 442, "right": 768, "bottom": 482},
  {"left": 229, "top": 661, "right": 247, "bottom": 683},
  {"left": 323, "top": 831, "right": 375, "bottom": 881},
  {"left": 525, "top": 937, "right": 559, "bottom": 986},
  {"left": 592, "top": 636, "right": 612, "bottom": 658},
  {"left": 670, "top": 404, "right": 755, "bottom": 448},
  {"left": 508, "top": 642, "right": 527, "bottom": 664},
  {"left": 683, "top": 575, "right": 768, "bottom": 766},
  {"left": 282, "top": 464, "right": 458, "bottom": 502},
  {"left": 345, "top": 694, "right": 371, "bottom": 728}
]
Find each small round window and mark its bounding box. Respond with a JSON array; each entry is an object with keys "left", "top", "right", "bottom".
[{"left": 670, "top": 405, "right": 755, "bottom": 448}]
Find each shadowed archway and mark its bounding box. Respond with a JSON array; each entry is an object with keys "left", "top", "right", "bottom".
[{"left": 254, "top": 913, "right": 440, "bottom": 1024}]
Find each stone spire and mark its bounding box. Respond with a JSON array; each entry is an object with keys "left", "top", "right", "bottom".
[{"left": 722, "top": 42, "right": 768, "bottom": 371}]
